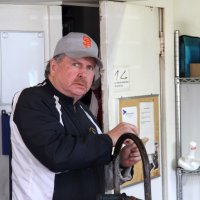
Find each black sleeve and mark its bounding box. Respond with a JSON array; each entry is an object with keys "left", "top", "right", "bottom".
[{"left": 13, "top": 89, "right": 113, "bottom": 173}]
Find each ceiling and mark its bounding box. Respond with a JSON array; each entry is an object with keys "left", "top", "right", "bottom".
[
  {"left": 0, "top": 0, "right": 139, "bottom": 5},
  {"left": 0, "top": 0, "right": 100, "bottom": 5}
]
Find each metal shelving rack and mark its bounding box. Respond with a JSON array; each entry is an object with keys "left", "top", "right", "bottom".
[{"left": 175, "top": 30, "right": 200, "bottom": 200}]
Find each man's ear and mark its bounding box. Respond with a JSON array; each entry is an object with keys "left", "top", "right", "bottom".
[{"left": 50, "top": 59, "right": 58, "bottom": 75}]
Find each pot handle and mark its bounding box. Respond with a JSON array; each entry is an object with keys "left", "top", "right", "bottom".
[{"left": 113, "top": 133, "right": 152, "bottom": 200}]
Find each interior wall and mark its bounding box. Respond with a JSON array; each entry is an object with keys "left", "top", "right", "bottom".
[
  {"left": 0, "top": 5, "right": 62, "bottom": 199},
  {"left": 174, "top": 0, "right": 200, "bottom": 37}
]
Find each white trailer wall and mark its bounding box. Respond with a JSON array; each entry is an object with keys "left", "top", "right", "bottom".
[{"left": 0, "top": 5, "right": 62, "bottom": 199}]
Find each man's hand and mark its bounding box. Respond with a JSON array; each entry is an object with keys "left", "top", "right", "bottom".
[
  {"left": 107, "top": 122, "right": 138, "bottom": 146},
  {"left": 119, "top": 142, "right": 141, "bottom": 168}
]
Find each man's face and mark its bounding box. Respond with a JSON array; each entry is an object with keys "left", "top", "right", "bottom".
[{"left": 49, "top": 55, "right": 96, "bottom": 102}]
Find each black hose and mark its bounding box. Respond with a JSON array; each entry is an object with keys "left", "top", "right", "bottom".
[{"left": 113, "top": 133, "right": 152, "bottom": 200}]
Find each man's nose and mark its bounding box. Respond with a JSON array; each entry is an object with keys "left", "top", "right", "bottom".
[{"left": 78, "top": 66, "right": 88, "bottom": 77}]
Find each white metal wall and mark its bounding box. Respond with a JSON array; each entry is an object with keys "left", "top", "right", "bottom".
[
  {"left": 100, "top": 1, "right": 162, "bottom": 199},
  {"left": 0, "top": 5, "right": 62, "bottom": 199}
]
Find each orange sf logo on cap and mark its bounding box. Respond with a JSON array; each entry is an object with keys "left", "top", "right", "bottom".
[{"left": 82, "top": 35, "right": 92, "bottom": 48}]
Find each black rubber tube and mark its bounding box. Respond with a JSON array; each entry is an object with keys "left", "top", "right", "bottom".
[{"left": 113, "top": 133, "right": 152, "bottom": 200}]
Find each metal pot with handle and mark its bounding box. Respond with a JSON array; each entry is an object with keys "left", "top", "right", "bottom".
[{"left": 97, "top": 133, "right": 152, "bottom": 200}]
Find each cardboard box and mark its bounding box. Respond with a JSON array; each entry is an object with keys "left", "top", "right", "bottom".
[{"left": 190, "top": 63, "right": 200, "bottom": 77}]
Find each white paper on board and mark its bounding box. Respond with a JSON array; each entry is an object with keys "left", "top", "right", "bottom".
[
  {"left": 121, "top": 106, "right": 138, "bottom": 126},
  {"left": 139, "top": 102, "right": 155, "bottom": 154}
]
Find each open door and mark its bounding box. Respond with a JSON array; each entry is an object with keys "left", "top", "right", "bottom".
[
  {"left": 99, "top": 1, "right": 163, "bottom": 199},
  {"left": 62, "top": 5, "right": 103, "bottom": 128}
]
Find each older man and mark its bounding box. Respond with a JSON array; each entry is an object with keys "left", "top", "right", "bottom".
[{"left": 10, "top": 32, "right": 140, "bottom": 200}]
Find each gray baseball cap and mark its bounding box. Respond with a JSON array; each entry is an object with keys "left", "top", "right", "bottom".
[{"left": 53, "top": 32, "right": 103, "bottom": 69}]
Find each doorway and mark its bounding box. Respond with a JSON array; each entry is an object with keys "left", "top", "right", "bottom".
[
  {"left": 62, "top": 5, "right": 103, "bottom": 128},
  {"left": 62, "top": 5, "right": 99, "bottom": 46}
]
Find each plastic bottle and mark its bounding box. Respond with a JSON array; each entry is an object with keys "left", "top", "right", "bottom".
[
  {"left": 178, "top": 141, "right": 200, "bottom": 170},
  {"left": 187, "top": 141, "right": 197, "bottom": 159}
]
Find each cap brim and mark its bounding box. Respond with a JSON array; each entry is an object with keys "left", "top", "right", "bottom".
[{"left": 64, "top": 51, "right": 103, "bottom": 68}]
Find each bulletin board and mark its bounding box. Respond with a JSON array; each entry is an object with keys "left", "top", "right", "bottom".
[{"left": 119, "top": 95, "right": 160, "bottom": 186}]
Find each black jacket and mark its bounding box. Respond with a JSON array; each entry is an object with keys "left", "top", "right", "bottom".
[{"left": 10, "top": 79, "right": 113, "bottom": 200}]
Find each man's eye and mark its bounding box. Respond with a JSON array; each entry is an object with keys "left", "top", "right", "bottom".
[
  {"left": 72, "top": 63, "right": 80, "bottom": 68},
  {"left": 87, "top": 65, "right": 95, "bottom": 71}
]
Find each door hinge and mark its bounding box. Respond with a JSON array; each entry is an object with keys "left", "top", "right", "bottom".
[{"left": 159, "top": 31, "right": 165, "bottom": 57}]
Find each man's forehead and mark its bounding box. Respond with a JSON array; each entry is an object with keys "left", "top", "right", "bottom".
[{"left": 66, "top": 56, "right": 97, "bottom": 65}]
